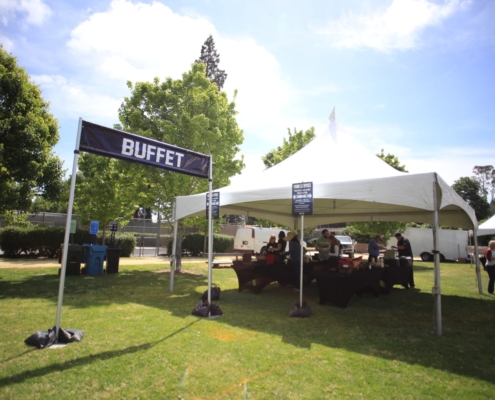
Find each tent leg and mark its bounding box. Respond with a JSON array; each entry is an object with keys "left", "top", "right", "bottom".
[
  {"left": 169, "top": 205, "right": 178, "bottom": 292},
  {"left": 473, "top": 230, "right": 483, "bottom": 294},
  {"left": 432, "top": 179, "right": 442, "bottom": 336}
]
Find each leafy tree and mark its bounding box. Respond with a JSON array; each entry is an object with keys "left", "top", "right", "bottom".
[
  {"left": 0, "top": 46, "right": 64, "bottom": 213},
  {"left": 377, "top": 149, "right": 408, "bottom": 172},
  {"left": 118, "top": 63, "right": 244, "bottom": 268},
  {"left": 452, "top": 177, "right": 491, "bottom": 221},
  {"left": 74, "top": 154, "right": 140, "bottom": 242},
  {"left": 262, "top": 127, "right": 316, "bottom": 169},
  {"left": 195, "top": 35, "right": 227, "bottom": 90},
  {"left": 343, "top": 221, "right": 408, "bottom": 245},
  {"left": 472, "top": 165, "right": 494, "bottom": 201}
]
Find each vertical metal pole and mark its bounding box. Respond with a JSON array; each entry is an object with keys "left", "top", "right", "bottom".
[
  {"left": 432, "top": 176, "right": 442, "bottom": 336},
  {"left": 55, "top": 117, "right": 83, "bottom": 339},
  {"left": 169, "top": 202, "right": 178, "bottom": 292},
  {"left": 207, "top": 156, "right": 213, "bottom": 307},
  {"left": 299, "top": 214, "right": 304, "bottom": 305},
  {"left": 473, "top": 229, "right": 483, "bottom": 294}
]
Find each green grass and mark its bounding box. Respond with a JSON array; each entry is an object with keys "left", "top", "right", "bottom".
[{"left": 0, "top": 261, "right": 494, "bottom": 399}]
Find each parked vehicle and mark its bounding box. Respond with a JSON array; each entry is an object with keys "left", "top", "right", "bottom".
[
  {"left": 234, "top": 226, "right": 289, "bottom": 254},
  {"left": 336, "top": 235, "right": 355, "bottom": 258},
  {"left": 391, "top": 227, "right": 469, "bottom": 262}
]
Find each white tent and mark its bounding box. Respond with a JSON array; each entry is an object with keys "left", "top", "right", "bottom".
[
  {"left": 172, "top": 111, "right": 481, "bottom": 335},
  {"left": 477, "top": 215, "right": 495, "bottom": 236},
  {"left": 175, "top": 114, "right": 476, "bottom": 229}
]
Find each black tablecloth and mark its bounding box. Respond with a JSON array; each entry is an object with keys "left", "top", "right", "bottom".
[
  {"left": 312, "top": 268, "right": 384, "bottom": 308},
  {"left": 379, "top": 265, "right": 413, "bottom": 294}
]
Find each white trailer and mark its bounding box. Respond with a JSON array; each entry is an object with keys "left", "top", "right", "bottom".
[{"left": 391, "top": 227, "right": 469, "bottom": 262}]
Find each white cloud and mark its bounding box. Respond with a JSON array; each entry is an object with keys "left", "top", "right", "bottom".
[
  {"left": 0, "top": 35, "right": 14, "bottom": 51},
  {"left": 32, "top": 74, "right": 121, "bottom": 124},
  {"left": 67, "top": 0, "right": 215, "bottom": 81},
  {"left": 62, "top": 0, "right": 309, "bottom": 147},
  {"left": 0, "top": 0, "right": 52, "bottom": 27},
  {"left": 315, "top": 0, "right": 472, "bottom": 52}
]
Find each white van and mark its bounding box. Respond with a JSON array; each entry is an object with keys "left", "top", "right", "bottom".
[{"left": 234, "top": 227, "right": 290, "bottom": 254}]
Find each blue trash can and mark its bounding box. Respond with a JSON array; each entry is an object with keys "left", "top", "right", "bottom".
[{"left": 83, "top": 244, "right": 107, "bottom": 275}]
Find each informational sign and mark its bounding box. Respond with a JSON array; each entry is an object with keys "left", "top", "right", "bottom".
[
  {"left": 206, "top": 192, "right": 220, "bottom": 219},
  {"left": 70, "top": 220, "right": 77, "bottom": 234},
  {"left": 80, "top": 120, "right": 210, "bottom": 179},
  {"left": 292, "top": 182, "right": 313, "bottom": 216},
  {"left": 110, "top": 221, "right": 118, "bottom": 232},
  {"left": 89, "top": 220, "right": 99, "bottom": 234}
]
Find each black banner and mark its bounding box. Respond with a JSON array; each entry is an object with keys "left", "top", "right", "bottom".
[
  {"left": 80, "top": 120, "right": 210, "bottom": 178},
  {"left": 292, "top": 182, "right": 313, "bottom": 215}
]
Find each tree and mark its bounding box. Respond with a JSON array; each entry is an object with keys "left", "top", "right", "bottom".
[
  {"left": 195, "top": 35, "right": 227, "bottom": 90},
  {"left": 452, "top": 177, "right": 491, "bottom": 221},
  {"left": 118, "top": 63, "right": 244, "bottom": 268},
  {"left": 377, "top": 149, "right": 408, "bottom": 172},
  {"left": 74, "top": 154, "right": 141, "bottom": 242},
  {"left": 472, "top": 165, "right": 494, "bottom": 201},
  {"left": 343, "top": 221, "right": 408, "bottom": 244},
  {"left": 262, "top": 127, "right": 316, "bottom": 169},
  {"left": 0, "top": 46, "right": 64, "bottom": 213}
]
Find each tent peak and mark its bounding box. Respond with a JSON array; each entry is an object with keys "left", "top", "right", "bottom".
[{"left": 329, "top": 106, "right": 336, "bottom": 122}]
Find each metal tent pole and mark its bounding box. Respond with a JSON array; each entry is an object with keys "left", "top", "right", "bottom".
[
  {"left": 432, "top": 176, "right": 442, "bottom": 336},
  {"left": 473, "top": 229, "right": 483, "bottom": 294},
  {"left": 299, "top": 214, "right": 304, "bottom": 305},
  {"left": 55, "top": 117, "right": 83, "bottom": 339},
  {"left": 169, "top": 202, "right": 178, "bottom": 292},
  {"left": 207, "top": 156, "right": 213, "bottom": 307}
]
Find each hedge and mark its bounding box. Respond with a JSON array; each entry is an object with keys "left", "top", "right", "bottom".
[
  {"left": 0, "top": 226, "right": 136, "bottom": 258},
  {"left": 167, "top": 233, "right": 234, "bottom": 256}
]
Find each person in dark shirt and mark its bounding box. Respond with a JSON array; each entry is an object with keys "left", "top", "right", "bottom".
[
  {"left": 395, "top": 232, "right": 414, "bottom": 288},
  {"left": 284, "top": 231, "right": 302, "bottom": 291}
]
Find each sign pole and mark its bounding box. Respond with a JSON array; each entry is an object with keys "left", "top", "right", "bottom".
[
  {"left": 300, "top": 214, "right": 304, "bottom": 306},
  {"left": 207, "top": 156, "right": 213, "bottom": 308},
  {"left": 55, "top": 117, "right": 83, "bottom": 340}
]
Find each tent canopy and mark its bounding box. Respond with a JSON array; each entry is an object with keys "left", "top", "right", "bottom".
[
  {"left": 477, "top": 215, "right": 495, "bottom": 236},
  {"left": 176, "top": 115, "right": 477, "bottom": 230}
]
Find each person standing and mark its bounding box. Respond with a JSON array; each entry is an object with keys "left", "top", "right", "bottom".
[
  {"left": 368, "top": 235, "right": 386, "bottom": 264},
  {"left": 484, "top": 240, "right": 495, "bottom": 294},
  {"left": 395, "top": 232, "right": 415, "bottom": 288},
  {"left": 284, "top": 232, "right": 302, "bottom": 291},
  {"left": 265, "top": 234, "right": 278, "bottom": 265}
]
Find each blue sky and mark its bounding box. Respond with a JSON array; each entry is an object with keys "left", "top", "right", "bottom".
[{"left": 1, "top": 0, "right": 494, "bottom": 185}]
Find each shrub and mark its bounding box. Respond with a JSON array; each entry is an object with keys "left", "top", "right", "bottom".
[
  {"left": 103, "top": 233, "right": 136, "bottom": 257},
  {"left": 167, "top": 233, "right": 234, "bottom": 256}
]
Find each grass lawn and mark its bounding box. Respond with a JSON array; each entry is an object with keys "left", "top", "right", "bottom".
[{"left": 0, "top": 260, "right": 494, "bottom": 399}]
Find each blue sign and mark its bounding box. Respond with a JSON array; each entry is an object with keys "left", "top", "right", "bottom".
[
  {"left": 206, "top": 192, "right": 220, "bottom": 219},
  {"left": 292, "top": 182, "right": 313, "bottom": 216},
  {"left": 90, "top": 220, "right": 99, "bottom": 234},
  {"left": 80, "top": 120, "right": 210, "bottom": 179}
]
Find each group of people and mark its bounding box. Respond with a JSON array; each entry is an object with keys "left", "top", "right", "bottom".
[
  {"left": 265, "top": 230, "right": 304, "bottom": 291},
  {"left": 368, "top": 233, "right": 414, "bottom": 287},
  {"left": 315, "top": 229, "right": 341, "bottom": 261}
]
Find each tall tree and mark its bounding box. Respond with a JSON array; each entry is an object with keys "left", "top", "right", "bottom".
[
  {"left": 452, "top": 177, "right": 491, "bottom": 221},
  {"left": 377, "top": 149, "right": 408, "bottom": 172},
  {"left": 472, "top": 165, "right": 494, "bottom": 201},
  {"left": 262, "top": 127, "right": 316, "bottom": 169},
  {"left": 195, "top": 35, "right": 227, "bottom": 89},
  {"left": 0, "top": 46, "right": 64, "bottom": 213},
  {"left": 118, "top": 63, "right": 244, "bottom": 268}
]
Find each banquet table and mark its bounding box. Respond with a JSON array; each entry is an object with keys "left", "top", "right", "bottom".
[
  {"left": 231, "top": 261, "right": 313, "bottom": 294},
  {"left": 312, "top": 268, "right": 384, "bottom": 308},
  {"left": 379, "top": 265, "right": 413, "bottom": 294}
]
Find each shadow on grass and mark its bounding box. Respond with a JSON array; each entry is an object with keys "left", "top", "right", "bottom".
[
  {"left": 0, "top": 319, "right": 200, "bottom": 387},
  {"left": 1, "top": 267, "right": 494, "bottom": 385}
]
